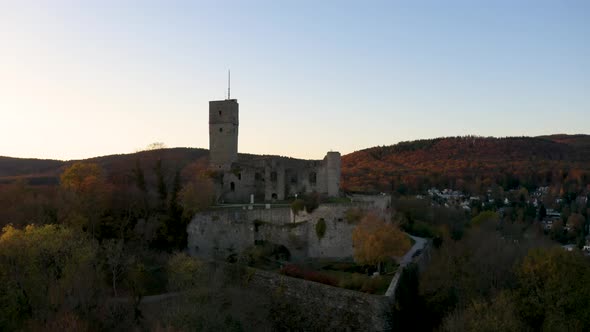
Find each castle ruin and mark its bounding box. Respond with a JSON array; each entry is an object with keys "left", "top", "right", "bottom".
[
  {"left": 208, "top": 98, "right": 341, "bottom": 203},
  {"left": 188, "top": 96, "right": 394, "bottom": 262}
]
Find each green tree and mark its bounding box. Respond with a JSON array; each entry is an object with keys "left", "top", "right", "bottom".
[
  {"left": 0, "top": 180, "right": 56, "bottom": 228},
  {"left": 167, "top": 252, "right": 203, "bottom": 291},
  {"left": 516, "top": 247, "right": 590, "bottom": 330},
  {"left": 442, "top": 292, "right": 526, "bottom": 332},
  {"left": 290, "top": 199, "right": 305, "bottom": 215},
  {"left": 0, "top": 224, "right": 101, "bottom": 330},
  {"left": 471, "top": 211, "right": 499, "bottom": 227},
  {"left": 154, "top": 159, "right": 167, "bottom": 211}
]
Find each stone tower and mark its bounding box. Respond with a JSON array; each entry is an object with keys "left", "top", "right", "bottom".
[
  {"left": 209, "top": 99, "right": 239, "bottom": 170},
  {"left": 325, "top": 151, "right": 341, "bottom": 197}
]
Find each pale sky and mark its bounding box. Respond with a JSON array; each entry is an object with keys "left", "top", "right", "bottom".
[{"left": 1, "top": 1, "right": 588, "bottom": 161}]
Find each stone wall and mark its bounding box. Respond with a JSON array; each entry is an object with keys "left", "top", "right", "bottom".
[
  {"left": 385, "top": 239, "right": 432, "bottom": 301},
  {"left": 209, "top": 99, "right": 239, "bottom": 170},
  {"left": 214, "top": 152, "right": 342, "bottom": 204},
  {"left": 215, "top": 262, "right": 394, "bottom": 331},
  {"left": 293, "top": 204, "right": 356, "bottom": 258},
  {"left": 187, "top": 204, "right": 365, "bottom": 261},
  {"left": 188, "top": 195, "right": 394, "bottom": 262},
  {"left": 136, "top": 260, "right": 396, "bottom": 331}
]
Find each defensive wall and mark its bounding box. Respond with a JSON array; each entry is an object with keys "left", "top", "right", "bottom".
[
  {"left": 212, "top": 261, "right": 394, "bottom": 331},
  {"left": 137, "top": 245, "right": 431, "bottom": 332},
  {"left": 187, "top": 204, "right": 358, "bottom": 261},
  {"left": 187, "top": 194, "right": 392, "bottom": 261}
]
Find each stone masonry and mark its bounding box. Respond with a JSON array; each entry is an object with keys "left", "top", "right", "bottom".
[{"left": 208, "top": 98, "right": 341, "bottom": 203}]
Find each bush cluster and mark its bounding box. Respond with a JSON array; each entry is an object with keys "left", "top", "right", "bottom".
[
  {"left": 279, "top": 264, "right": 337, "bottom": 286},
  {"left": 315, "top": 218, "right": 326, "bottom": 239}
]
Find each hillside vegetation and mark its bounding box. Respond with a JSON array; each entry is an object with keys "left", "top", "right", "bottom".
[
  {"left": 1, "top": 135, "right": 589, "bottom": 196},
  {"left": 342, "top": 135, "right": 590, "bottom": 194},
  {"left": 0, "top": 148, "right": 209, "bottom": 186}
]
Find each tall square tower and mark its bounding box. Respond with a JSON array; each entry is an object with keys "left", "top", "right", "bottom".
[{"left": 209, "top": 99, "right": 239, "bottom": 170}]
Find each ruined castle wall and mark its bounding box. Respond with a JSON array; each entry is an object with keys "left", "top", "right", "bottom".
[
  {"left": 255, "top": 222, "right": 310, "bottom": 259},
  {"left": 325, "top": 151, "right": 341, "bottom": 197},
  {"left": 315, "top": 165, "right": 328, "bottom": 195},
  {"left": 197, "top": 208, "right": 293, "bottom": 225},
  {"left": 217, "top": 154, "right": 340, "bottom": 203},
  {"left": 187, "top": 214, "right": 254, "bottom": 260},
  {"left": 187, "top": 205, "right": 359, "bottom": 261},
  {"left": 285, "top": 167, "right": 322, "bottom": 197},
  {"left": 293, "top": 205, "right": 356, "bottom": 258},
  {"left": 221, "top": 166, "right": 267, "bottom": 203},
  {"left": 186, "top": 208, "right": 295, "bottom": 259},
  {"left": 223, "top": 263, "right": 394, "bottom": 331},
  {"left": 264, "top": 161, "right": 285, "bottom": 200}
]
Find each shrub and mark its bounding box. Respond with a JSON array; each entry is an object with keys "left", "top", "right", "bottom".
[
  {"left": 345, "top": 208, "right": 364, "bottom": 224},
  {"left": 239, "top": 241, "right": 291, "bottom": 267},
  {"left": 471, "top": 210, "right": 499, "bottom": 226},
  {"left": 315, "top": 218, "right": 326, "bottom": 239},
  {"left": 167, "top": 252, "right": 203, "bottom": 291},
  {"left": 403, "top": 220, "right": 436, "bottom": 238},
  {"left": 279, "top": 264, "right": 337, "bottom": 286},
  {"left": 302, "top": 192, "right": 320, "bottom": 213},
  {"left": 291, "top": 199, "right": 305, "bottom": 215},
  {"left": 360, "top": 275, "right": 390, "bottom": 294},
  {"left": 337, "top": 273, "right": 392, "bottom": 294},
  {"left": 338, "top": 273, "right": 365, "bottom": 291}
]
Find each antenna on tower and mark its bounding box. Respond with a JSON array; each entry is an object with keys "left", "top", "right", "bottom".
[{"left": 227, "top": 70, "right": 231, "bottom": 100}]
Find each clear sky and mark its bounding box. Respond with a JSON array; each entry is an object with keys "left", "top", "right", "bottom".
[{"left": 1, "top": 1, "right": 588, "bottom": 161}]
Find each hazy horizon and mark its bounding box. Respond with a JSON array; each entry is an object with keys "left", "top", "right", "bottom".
[{"left": 2, "top": 1, "right": 589, "bottom": 160}]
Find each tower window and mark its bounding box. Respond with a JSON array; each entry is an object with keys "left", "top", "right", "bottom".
[
  {"left": 238, "top": 173, "right": 242, "bottom": 180},
  {"left": 219, "top": 110, "right": 222, "bottom": 115},
  {"left": 219, "top": 127, "right": 223, "bottom": 132},
  {"left": 230, "top": 182, "right": 235, "bottom": 192}
]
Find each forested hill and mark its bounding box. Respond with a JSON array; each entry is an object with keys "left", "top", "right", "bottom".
[
  {"left": 0, "top": 148, "right": 209, "bottom": 185},
  {"left": 0, "top": 157, "right": 64, "bottom": 178},
  {"left": 2, "top": 135, "right": 590, "bottom": 194},
  {"left": 341, "top": 135, "right": 590, "bottom": 194}
]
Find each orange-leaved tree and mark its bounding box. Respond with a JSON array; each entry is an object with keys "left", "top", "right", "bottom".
[
  {"left": 59, "top": 162, "right": 111, "bottom": 236},
  {"left": 178, "top": 162, "right": 216, "bottom": 219},
  {"left": 352, "top": 213, "right": 411, "bottom": 270}
]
